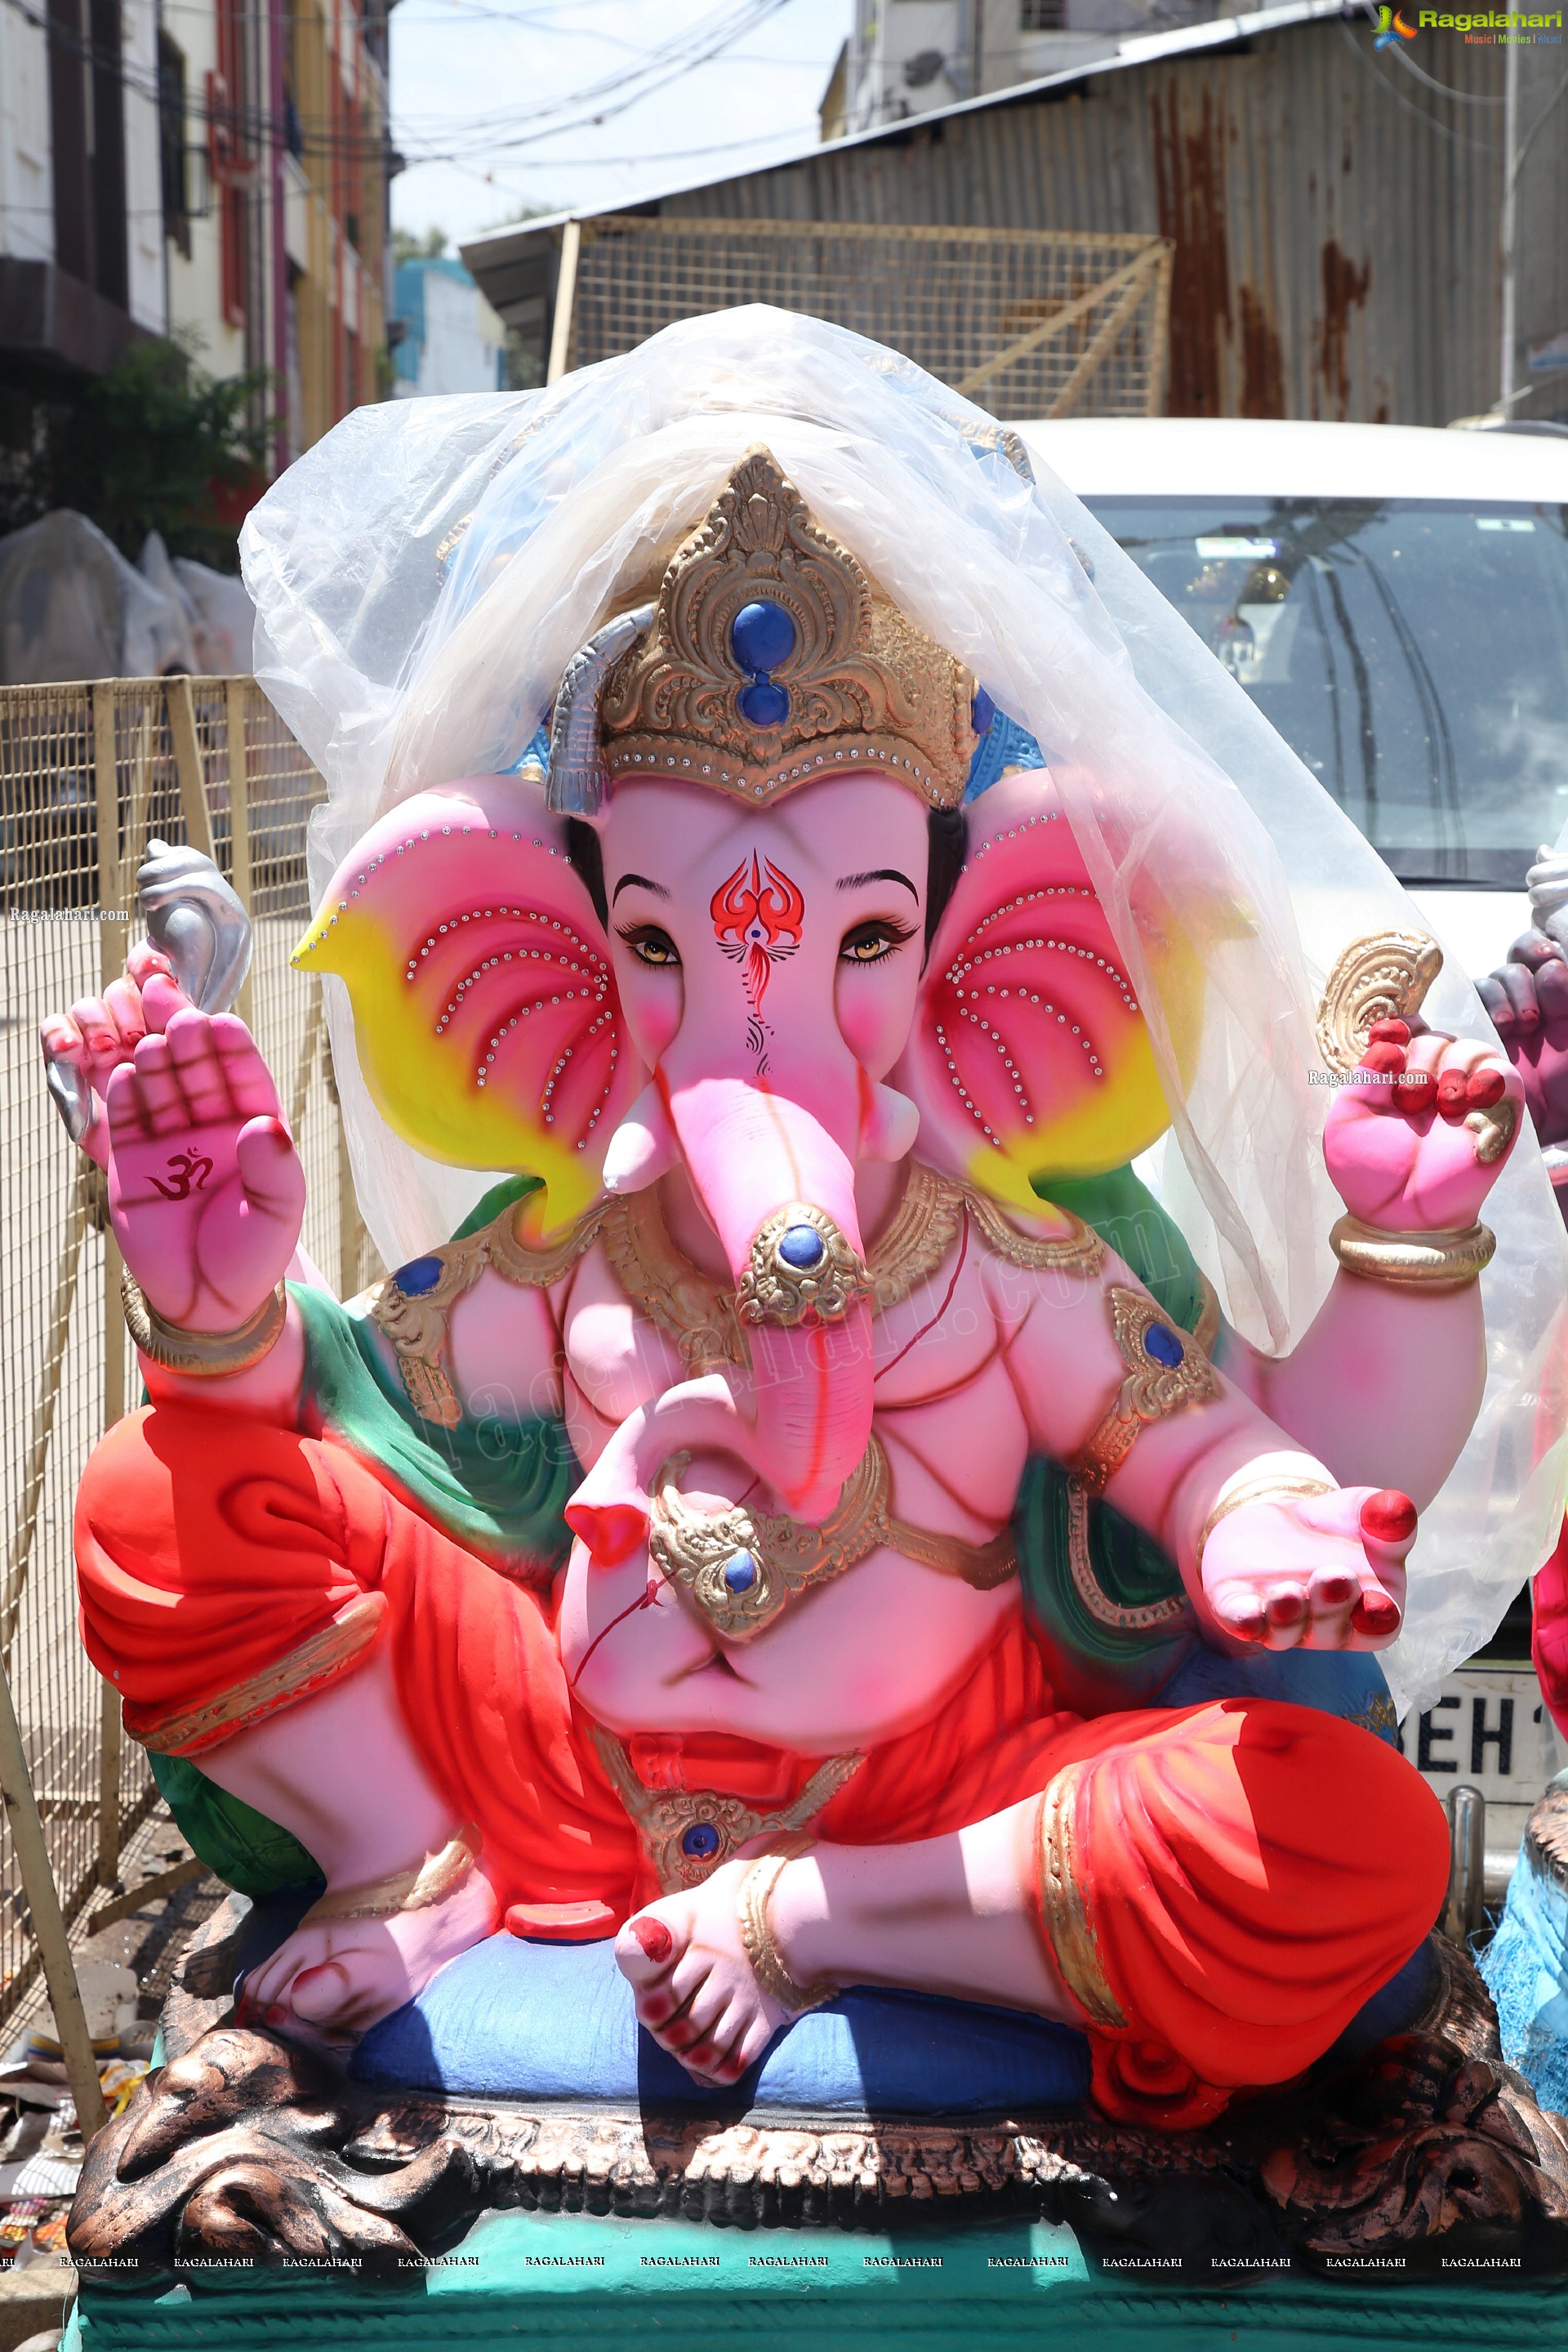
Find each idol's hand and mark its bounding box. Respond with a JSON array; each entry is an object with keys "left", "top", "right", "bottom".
[
  {"left": 1323, "top": 1018, "right": 1521, "bottom": 1233},
  {"left": 102, "top": 1006, "right": 305, "bottom": 1333},
  {"left": 40, "top": 940, "right": 187, "bottom": 1169},
  {"left": 1477, "top": 934, "right": 1568, "bottom": 1152},
  {"left": 1197, "top": 1486, "right": 1415, "bottom": 1652},
  {"left": 615, "top": 1857, "right": 790, "bottom": 2087}
]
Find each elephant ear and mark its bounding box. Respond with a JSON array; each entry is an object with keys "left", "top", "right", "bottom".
[
  {"left": 898, "top": 770, "right": 1181, "bottom": 1214},
  {"left": 294, "top": 779, "right": 639, "bottom": 1236}
]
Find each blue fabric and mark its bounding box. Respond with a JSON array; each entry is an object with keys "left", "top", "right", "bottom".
[
  {"left": 350, "top": 1931, "right": 1093, "bottom": 2114},
  {"left": 964, "top": 710, "right": 1044, "bottom": 798},
  {"left": 1156, "top": 1641, "right": 1397, "bottom": 1743},
  {"left": 1481, "top": 1834, "right": 1568, "bottom": 2114}
]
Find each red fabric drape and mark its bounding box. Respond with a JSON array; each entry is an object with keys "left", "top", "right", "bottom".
[{"left": 76, "top": 1403, "right": 1447, "bottom": 2125}]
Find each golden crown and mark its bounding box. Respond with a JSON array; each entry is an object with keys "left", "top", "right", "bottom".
[{"left": 590, "top": 447, "right": 981, "bottom": 812}]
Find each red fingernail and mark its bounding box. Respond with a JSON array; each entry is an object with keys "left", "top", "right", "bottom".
[
  {"left": 1266, "top": 1589, "right": 1307, "bottom": 1626},
  {"left": 1437, "top": 1070, "right": 1468, "bottom": 1116},
  {"left": 1361, "top": 1489, "right": 1417, "bottom": 1544},
  {"left": 1398, "top": 1071, "right": 1437, "bottom": 1111},
  {"left": 1352, "top": 1592, "right": 1401, "bottom": 1637},
  {"left": 631, "top": 1918, "right": 673, "bottom": 1963},
  {"left": 1361, "top": 1042, "right": 1406, "bottom": 1075},
  {"left": 644, "top": 1994, "right": 673, "bottom": 2025},
  {"left": 1466, "top": 1069, "right": 1506, "bottom": 1109},
  {"left": 1367, "top": 1018, "right": 1410, "bottom": 1046}
]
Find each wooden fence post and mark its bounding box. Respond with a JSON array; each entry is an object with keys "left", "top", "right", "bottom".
[{"left": 0, "top": 1656, "right": 109, "bottom": 2136}]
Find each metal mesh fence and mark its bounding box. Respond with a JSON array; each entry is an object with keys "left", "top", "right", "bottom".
[
  {"left": 565, "top": 217, "right": 1173, "bottom": 419},
  {"left": 0, "top": 677, "right": 376, "bottom": 2033}
]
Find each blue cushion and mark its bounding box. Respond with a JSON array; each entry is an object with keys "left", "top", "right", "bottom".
[{"left": 350, "top": 1931, "right": 1093, "bottom": 2114}]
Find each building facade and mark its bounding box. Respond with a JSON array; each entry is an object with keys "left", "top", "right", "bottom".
[
  {"left": 1, "top": 0, "right": 394, "bottom": 499},
  {"left": 390, "top": 255, "right": 506, "bottom": 399}
]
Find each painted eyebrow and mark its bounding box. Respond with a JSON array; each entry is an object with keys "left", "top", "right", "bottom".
[
  {"left": 611, "top": 872, "right": 671, "bottom": 905},
  {"left": 835, "top": 868, "right": 919, "bottom": 898}
]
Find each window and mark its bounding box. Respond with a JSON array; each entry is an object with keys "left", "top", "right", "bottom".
[
  {"left": 1020, "top": 0, "right": 1067, "bottom": 25},
  {"left": 158, "top": 33, "right": 189, "bottom": 257},
  {"left": 1086, "top": 496, "right": 1568, "bottom": 889}
]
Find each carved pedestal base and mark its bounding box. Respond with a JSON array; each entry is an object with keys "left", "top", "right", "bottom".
[{"left": 68, "top": 1901, "right": 1568, "bottom": 2288}]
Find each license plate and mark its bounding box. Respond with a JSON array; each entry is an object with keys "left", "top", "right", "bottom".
[{"left": 1401, "top": 1666, "right": 1566, "bottom": 1809}]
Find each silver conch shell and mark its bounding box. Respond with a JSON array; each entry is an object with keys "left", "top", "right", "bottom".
[{"left": 137, "top": 838, "right": 252, "bottom": 1013}]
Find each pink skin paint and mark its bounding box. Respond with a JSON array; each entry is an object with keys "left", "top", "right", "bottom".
[{"left": 53, "top": 765, "right": 1520, "bottom": 2057}]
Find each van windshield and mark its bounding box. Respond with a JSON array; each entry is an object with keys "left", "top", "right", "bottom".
[{"left": 1083, "top": 497, "right": 1568, "bottom": 889}]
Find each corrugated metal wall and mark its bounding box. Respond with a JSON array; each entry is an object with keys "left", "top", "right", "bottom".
[{"left": 646, "top": 16, "right": 1566, "bottom": 427}]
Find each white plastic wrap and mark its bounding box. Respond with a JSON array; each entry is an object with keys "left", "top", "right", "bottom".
[
  {"left": 240, "top": 306, "right": 1568, "bottom": 1713},
  {"left": 0, "top": 509, "right": 189, "bottom": 684}
]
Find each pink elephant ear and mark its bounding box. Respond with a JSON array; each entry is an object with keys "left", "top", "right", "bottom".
[
  {"left": 294, "top": 778, "right": 640, "bottom": 1235},
  {"left": 897, "top": 769, "right": 1174, "bottom": 1212}
]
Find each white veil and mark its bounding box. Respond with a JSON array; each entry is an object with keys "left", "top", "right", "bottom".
[{"left": 241, "top": 304, "right": 1568, "bottom": 1714}]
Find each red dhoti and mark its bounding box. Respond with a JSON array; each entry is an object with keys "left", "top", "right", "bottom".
[{"left": 74, "top": 1403, "right": 1448, "bottom": 2128}]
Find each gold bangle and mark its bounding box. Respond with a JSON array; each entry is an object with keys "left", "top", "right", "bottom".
[
  {"left": 1195, "top": 1471, "right": 1339, "bottom": 1580},
  {"left": 737, "top": 1843, "right": 829, "bottom": 2016},
  {"left": 299, "top": 1824, "right": 481, "bottom": 1926},
  {"left": 1329, "top": 1214, "right": 1495, "bottom": 1290},
  {"left": 122, "top": 1270, "right": 287, "bottom": 1377}
]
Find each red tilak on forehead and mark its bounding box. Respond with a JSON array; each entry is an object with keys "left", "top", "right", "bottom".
[{"left": 710, "top": 854, "right": 805, "bottom": 1020}]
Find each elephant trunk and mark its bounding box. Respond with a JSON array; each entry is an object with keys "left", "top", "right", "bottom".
[{"left": 662, "top": 1073, "right": 874, "bottom": 1523}]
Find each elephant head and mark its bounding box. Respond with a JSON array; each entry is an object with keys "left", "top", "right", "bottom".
[
  {"left": 296, "top": 445, "right": 1188, "bottom": 1526},
  {"left": 296, "top": 764, "right": 1180, "bottom": 1524}
]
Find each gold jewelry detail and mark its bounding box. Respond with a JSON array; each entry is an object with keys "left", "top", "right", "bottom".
[
  {"left": 1195, "top": 1471, "right": 1339, "bottom": 1581},
  {"left": 737, "top": 1848, "right": 830, "bottom": 2016},
  {"left": 599, "top": 446, "right": 978, "bottom": 812},
  {"left": 370, "top": 1192, "right": 606, "bottom": 1426},
  {"left": 964, "top": 1189, "right": 1107, "bottom": 1276},
  {"left": 864, "top": 1160, "right": 966, "bottom": 1312},
  {"left": 1063, "top": 1481, "right": 1187, "bottom": 1633},
  {"left": 1067, "top": 1285, "right": 1221, "bottom": 1499},
  {"left": 649, "top": 1441, "right": 889, "bottom": 1639},
  {"left": 599, "top": 1188, "right": 749, "bottom": 1375},
  {"left": 128, "top": 1593, "right": 388, "bottom": 1757},
  {"left": 121, "top": 1272, "right": 287, "bottom": 1379},
  {"left": 736, "top": 1203, "right": 869, "bottom": 1329},
  {"left": 1036, "top": 1768, "right": 1124, "bottom": 2030},
  {"left": 648, "top": 1433, "right": 1016, "bottom": 1640},
  {"left": 1315, "top": 929, "right": 1444, "bottom": 1073},
  {"left": 1192, "top": 1272, "right": 1223, "bottom": 1358},
  {"left": 590, "top": 1729, "right": 862, "bottom": 1894},
  {"left": 1329, "top": 1214, "right": 1496, "bottom": 1290},
  {"left": 299, "top": 1824, "right": 481, "bottom": 1926}
]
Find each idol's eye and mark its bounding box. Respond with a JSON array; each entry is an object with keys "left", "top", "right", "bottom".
[
  {"left": 618, "top": 924, "right": 681, "bottom": 968},
  {"left": 839, "top": 917, "right": 915, "bottom": 965}
]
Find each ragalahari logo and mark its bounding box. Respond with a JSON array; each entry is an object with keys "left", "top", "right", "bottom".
[{"left": 1374, "top": 3, "right": 1419, "bottom": 38}]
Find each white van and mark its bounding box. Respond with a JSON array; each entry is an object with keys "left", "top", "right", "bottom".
[{"left": 1019, "top": 417, "right": 1568, "bottom": 1894}]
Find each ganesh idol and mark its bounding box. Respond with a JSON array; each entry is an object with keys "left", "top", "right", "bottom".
[{"left": 43, "top": 311, "right": 1563, "bottom": 2136}]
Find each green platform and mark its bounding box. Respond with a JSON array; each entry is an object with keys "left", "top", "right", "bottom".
[{"left": 63, "top": 2209, "right": 1561, "bottom": 2350}]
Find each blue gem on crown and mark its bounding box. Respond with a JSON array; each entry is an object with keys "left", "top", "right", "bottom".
[
  {"left": 732, "top": 599, "right": 795, "bottom": 729},
  {"left": 681, "top": 1821, "right": 722, "bottom": 1860}
]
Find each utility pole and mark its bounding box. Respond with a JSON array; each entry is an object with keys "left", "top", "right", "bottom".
[{"left": 1498, "top": 27, "right": 1520, "bottom": 411}]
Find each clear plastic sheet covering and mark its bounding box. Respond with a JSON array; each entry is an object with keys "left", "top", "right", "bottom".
[{"left": 240, "top": 305, "right": 1568, "bottom": 1713}]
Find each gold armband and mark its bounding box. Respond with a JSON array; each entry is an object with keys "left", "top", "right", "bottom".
[
  {"left": 299, "top": 1825, "right": 481, "bottom": 1926},
  {"left": 737, "top": 1842, "right": 829, "bottom": 2016},
  {"left": 122, "top": 1270, "right": 287, "bottom": 1378},
  {"left": 1067, "top": 1285, "right": 1222, "bottom": 1498},
  {"left": 1329, "top": 1214, "right": 1494, "bottom": 1290}
]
